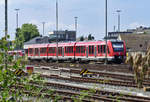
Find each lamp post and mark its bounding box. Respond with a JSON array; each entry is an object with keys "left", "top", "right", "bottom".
[
  {"left": 105, "top": 0, "right": 108, "bottom": 64},
  {"left": 5, "top": 0, "right": 8, "bottom": 69},
  {"left": 14, "top": 9, "right": 20, "bottom": 50},
  {"left": 112, "top": 13, "right": 116, "bottom": 32},
  {"left": 116, "top": 10, "right": 121, "bottom": 32},
  {"left": 74, "top": 17, "right": 78, "bottom": 40},
  {"left": 56, "top": 0, "right": 59, "bottom": 62},
  {"left": 42, "top": 22, "right": 45, "bottom": 36},
  {"left": 114, "top": 25, "right": 116, "bottom": 32},
  {"left": 5, "top": 0, "right": 8, "bottom": 38},
  {"left": 15, "top": 9, "right": 20, "bottom": 29}
]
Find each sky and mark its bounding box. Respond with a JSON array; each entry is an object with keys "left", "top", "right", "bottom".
[{"left": 0, "top": 0, "right": 150, "bottom": 40}]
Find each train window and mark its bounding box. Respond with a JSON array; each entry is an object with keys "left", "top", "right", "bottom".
[
  {"left": 70, "top": 47, "right": 73, "bottom": 53},
  {"left": 76, "top": 46, "right": 85, "bottom": 54},
  {"left": 98, "top": 45, "right": 109, "bottom": 54},
  {"left": 35, "top": 48, "right": 39, "bottom": 55},
  {"left": 58, "top": 47, "right": 62, "bottom": 54},
  {"left": 98, "top": 45, "right": 101, "bottom": 53},
  {"left": 107, "top": 46, "right": 110, "bottom": 54},
  {"left": 29, "top": 49, "right": 33, "bottom": 54},
  {"left": 65, "top": 46, "right": 73, "bottom": 53},
  {"left": 40, "top": 48, "right": 47, "bottom": 54},
  {"left": 25, "top": 49, "right": 28, "bottom": 54},
  {"left": 112, "top": 42, "right": 124, "bottom": 52},
  {"left": 103, "top": 45, "right": 106, "bottom": 53},
  {"left": 76, "top": 46, "right": 80, "bottom": 53},
  {"left": 89, "top": 45, "right": 94, "bottom": 54},
  {"left": 81, "top": 46, "right": 85, "bottom": 53},
  {"left": 65, "top": 47, "right": 66, "bottom": 53},
  {"left": 101, "top": 46, "right": 103, "bottom": 53},
  {"left": 49, "top": 47, "right": 56, "bottom": 54}
]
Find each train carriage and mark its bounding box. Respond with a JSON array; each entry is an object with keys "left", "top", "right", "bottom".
[
  {"left": 26, "top": 40, "right": 126, "bottom": 63},
  {"left": 8, "top": 50, "right": 25, "bottom": 57},
  {"left": 28, "top": 44, "right": 49, "bottom": 60}
]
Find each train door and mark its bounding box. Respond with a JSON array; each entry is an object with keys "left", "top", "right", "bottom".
[
  {"left": 62, "top": 47, "right": 64, "bottom": 57},
  {"left": 80, "top": 46, "right": 86, "bottom": 57},
  {"left": 94, "top": 45, "right": 97, "bottom": 57},
  {"left": 35, "top": 48, "right": 39, "bottom": 56},
  {"left": 34, "top": 48, "right": 39, "bottom": 59},
  {"left": 86, "top": 46, "right": 88, "bottom": 58},
  {"left": 97, "top": 45, "right": 102, "bottom": 57},
  {"left": 88, "top": 45, "right": 94, "bottom": 57},
  {"left": 29, "top": 48, "right": 34, "bottom": 57},
  {"left": 58, "top": 47, "right": 62, "bottom": 56},
  {"left": 102, "top": 45, "right": 106, "bottom": 56}
]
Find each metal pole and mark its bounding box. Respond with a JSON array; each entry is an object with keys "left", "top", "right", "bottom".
[
  {"left": 116, "top": 10, "right": 121, "bottom": 32},
  {"left": 105, "top": 0, "right": 108, "bottom": 64},
  {"left": 74, "top": 17, "right": 78, "bottom": 40},
  {"left": 42, "top": 22, "right": 45, "bottom": 36},
  {"left": 15, "top": 9, "right": 20, "bottom": 49},
  {"left": 15, "top": 9, "right": 20, "bottom": 29},
  {"left": 118, "top": 13, "right": 120, "bottom": 31},
  {"left": 5, "top": 0, "right": 8, "bottom": 69},
  {"left": 56, "top": 0, "right": 58, "bottom": 62},
  {"left": 114, "top": 25, "right": 116, "bottom": 32},
  {"left": 74, "top": 17, "right": 78, "bottom": 62},
  {"left": 5, "top": 0, "right": 8, "bottom": 38}
]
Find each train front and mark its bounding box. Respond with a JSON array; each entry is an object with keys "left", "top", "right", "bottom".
[{"left": 111, "top": 41, "right": 126, "bottom": 63}]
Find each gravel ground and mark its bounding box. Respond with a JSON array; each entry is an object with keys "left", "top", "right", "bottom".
[
  {"left": 32, "top": 66, "right": 150, "bottom": 98},
  {"left": 45, "top": 78, "right": 150, "bottom": 98}
]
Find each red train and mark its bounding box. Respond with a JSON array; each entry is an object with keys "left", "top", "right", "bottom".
[
  {"left": 25, "top": 40, "right": 126, "bottom": 63},
  {"left": 8, "top": 50, "right": 25, "bottom": 57}
]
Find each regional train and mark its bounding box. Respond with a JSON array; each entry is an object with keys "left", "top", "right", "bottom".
[
  {"left": 24, "top": 40, "right": 126, "bottom": 63},
  {"left": 8, "top": 50, "right": 25, "bottom": 57}
]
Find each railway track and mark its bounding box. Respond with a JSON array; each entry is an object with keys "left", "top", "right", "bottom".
[
  {"left": 41, "top": 74, "right": 139, "bottom": 87},
  {"left": 28, "top": 61, "right": 132, "bottom": 73},
  {"left": 32, "top": 65, "right": 150, "bottom": 86},
  {"left": 24, "top": 62, "right": 150, "bottom": 101},
  {"left": 8, "top": 64, "right": 150, "bottom": 101},
  {"left": 11, "top": 81, "right": 150, "bottom": 102},
  {"left": 68, "top": 69, "right": 150, "bottom": 84},
  {"left": 29, "top": 81, "right": 150, "bottom": 102}
]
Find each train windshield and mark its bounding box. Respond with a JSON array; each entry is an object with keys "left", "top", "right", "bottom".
[{"left": 112, "top": 42, "right": 124, "bottom": 52}]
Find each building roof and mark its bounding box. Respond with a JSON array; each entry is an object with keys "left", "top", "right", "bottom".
[
  {"left": 24, "top": 36, "right": 50, "bottom": 45},
  {"left": 118, "top": 34, "right": 150, "bottom": 52}
]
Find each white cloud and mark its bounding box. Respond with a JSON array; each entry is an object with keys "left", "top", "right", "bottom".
[
  {"left": 0, "top": 0, "right": 14, "bottom": 5},
  {"left": 0, "top": 0, "right": 4, "bottom": 5},
  {"left": 28, "top": 19, "right": 76, "bottom": 35},
  {"left": 0, "top": 0, "right": 35, "bottom": 6},
  {"left": 129, "top": 22, "right": 146, "bottom": 29},
  {"left": 65, "top": 24, "right": 75, "bottom": 30},
  {"left": 29, "top": 19, "right": 41, "bottom": 26}
]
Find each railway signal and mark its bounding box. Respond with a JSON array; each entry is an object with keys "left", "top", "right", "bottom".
[
  {"left": 80, "top": 68, "right": 94, "bottom": 77},
  {"left": 26, "top": 66, "right": 34, "bottom": 75},
  {"left": 14, "top": 69, "right": 26, "bottom": 76}
]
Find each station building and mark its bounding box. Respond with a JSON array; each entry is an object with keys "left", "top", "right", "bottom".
[{"left": 49, "top": 30, "right": 76, "bottom": 42}]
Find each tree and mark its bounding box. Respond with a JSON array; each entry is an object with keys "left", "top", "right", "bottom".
[
  {"left": 88, "top": 34, "right": 94, "bottom": 40},
  {"left": 20, "top": 23, "right": 40, "bottom": 42},
  {"left": 80, "top": 36, "right": 84, "bottom": 41},
  {"left": 0, "top": 36, "right": 56, "bottom": 101},
  {"left": 15, "top": 28, "right": 24, "bottom": 49},
  {"left": 14, "top": 23, "right": 40, "bottom": 49}
]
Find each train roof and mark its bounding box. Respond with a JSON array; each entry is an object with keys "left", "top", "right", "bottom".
[
  {"left": 24, "top": 43, "right": 49, "bottom": 49},
  {"left": 75, "top": 41, "right": 110, "bottom": 46},
  {"left": 24, "top": 40, "right": 124, "bottom": 49},
  {"left": 48, "top": 42, "right": 76, "bottom": 47}
]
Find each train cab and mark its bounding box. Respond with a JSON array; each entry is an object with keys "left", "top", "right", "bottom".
[{"left": 110, "top": 41, "right": 126, "bottom": 63}]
